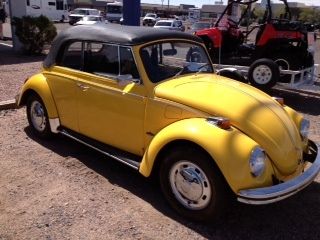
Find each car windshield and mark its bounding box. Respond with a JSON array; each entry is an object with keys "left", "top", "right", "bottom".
[
  {"left": 146, "top": 14, "right": 156, "bottom": 18},
  {"left": 192, "top": 22, "right": 211, "bottom": 30},
  {"left": 140, "top": 41, "right": 213, "bottom": 83},
  {"left": 156, "top": 21, "right": 172, "bottom": 26}
]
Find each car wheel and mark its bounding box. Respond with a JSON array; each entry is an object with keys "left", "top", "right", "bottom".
[
  {"left": 159, "top": 145, "right": 228, "bottom": 222},
  {"left": 26, "top": 94, "right": 52, "bottom": 138},
  {"left": 248, "top": 58, "right": 279, "bottom": 90}
]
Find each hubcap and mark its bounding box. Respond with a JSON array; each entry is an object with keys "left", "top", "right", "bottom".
[
  {"left": 169, "top": 161, "right": 212, "bottom": 210},
  {"left": 252, "top": 65, "right": 272, "bottom": 84},
  {"left": 30, "top": 100, "right": 46, "bottom": 132}
]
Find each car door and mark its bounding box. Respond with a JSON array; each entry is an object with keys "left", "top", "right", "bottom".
[
  {"left": 45, "top": 41, "right": 85, "bottom": 132},
  {"left": 76, "top": 42, "right": 146, "bottom": 156}
]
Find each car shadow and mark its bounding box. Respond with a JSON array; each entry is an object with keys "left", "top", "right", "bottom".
[{"left": 24, "top": 127, "right": 320, "bottom": 239}]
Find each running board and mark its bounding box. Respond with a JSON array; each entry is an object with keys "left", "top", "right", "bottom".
[{"left": 59, "top": 128, "right": 141, "bottom": 170}]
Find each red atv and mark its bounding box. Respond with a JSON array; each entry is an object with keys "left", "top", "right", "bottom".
[{"left": 195, "top": 0, "right": 314, "bottom": 89}]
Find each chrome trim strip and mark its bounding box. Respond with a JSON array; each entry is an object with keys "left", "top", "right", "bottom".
[
  {"left": 59, "top": 130, "right": 139, "bottom": 170},
  {"left": 49, "top": 118, "right": 60, "bottom": 133},
  {"left": 237, "top": 141, "right": 320, "bottom": 205}
]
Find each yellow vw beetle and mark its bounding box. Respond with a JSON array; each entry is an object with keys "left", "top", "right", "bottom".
[{"left": 16, "top": 24, "right": 320, "bottom": 221}]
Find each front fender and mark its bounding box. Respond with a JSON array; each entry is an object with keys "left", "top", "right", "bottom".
[
  {"left": 139, "top": 118, "right": 274, "bottom": 193},
  {"left": 17, "top": 73, "right": 58, "bottom": 119}
]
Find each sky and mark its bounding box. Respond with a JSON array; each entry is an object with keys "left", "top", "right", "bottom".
[{"left": 141, "top": 0, "right": 320, "bottom": 8}]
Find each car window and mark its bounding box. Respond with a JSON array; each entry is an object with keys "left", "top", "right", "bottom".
[
  {"left": 140, "top": 41, "right": 213, "bottom": 83},
  {"left": 60, "top": 41, "right": 83, "bottom": 70},
  {"left": 119, "top": 47, "right": 140, "bottom": 79},
  {"left": 84, "top": 43, "right": 119, "bottom": 78}
]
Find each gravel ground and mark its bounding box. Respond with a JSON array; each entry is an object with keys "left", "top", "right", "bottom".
[
  {"left": 0, "top": 44, "right": 44, "bottom": 102},
  {"left": 1, "top": 30, "right": 320, "bottom": 239}
]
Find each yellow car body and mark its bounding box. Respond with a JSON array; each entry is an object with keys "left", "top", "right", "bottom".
[{"left": 16, "top": 24, "right": 320, "bottom": 221}]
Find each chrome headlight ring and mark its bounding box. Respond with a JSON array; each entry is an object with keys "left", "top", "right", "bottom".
[
  {"left": 249, "top": 147, "right": 266, "bottom": 177},
  {"left": 300, "top": 118, "right": 310, "bottom": 139}
]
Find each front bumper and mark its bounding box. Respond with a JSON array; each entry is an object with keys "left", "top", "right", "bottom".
[{"left": 238, "top": 140, "right": 320, "bottom": 204}]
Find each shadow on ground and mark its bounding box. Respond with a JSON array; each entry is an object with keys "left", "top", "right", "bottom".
[
  {"left": 24, "top": 126, "right": 320, "bottom": 240},
  {"left": 0, "top": 44, "right": 46, "bottom": 65}
]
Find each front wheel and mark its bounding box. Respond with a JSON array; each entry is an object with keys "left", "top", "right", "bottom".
[
  {"left": 248, "top": 58, "right": 280, "bottom": 90},
  {"left": 26, "top": 94, "right": 52, "bottom": 139},
  {"left": 159, "top": 146, "right": 228, "bottom": 222}
]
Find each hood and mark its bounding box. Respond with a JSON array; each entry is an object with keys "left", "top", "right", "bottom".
[{"left": 154, "top": 74, "right": 303, "bottom": 175}]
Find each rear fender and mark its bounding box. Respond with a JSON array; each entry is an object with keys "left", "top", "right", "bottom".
[{"left": 17, "top": 73, "right": 59, "bottom": 119}]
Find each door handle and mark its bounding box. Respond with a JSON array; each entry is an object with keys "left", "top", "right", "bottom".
[{"left": 77, "top": 83, "right": 90, "bottom": 91}]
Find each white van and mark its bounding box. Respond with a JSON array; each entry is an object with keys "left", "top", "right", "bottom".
[{"left": 26, "top": 0, "right": 69, "bottom": 22}]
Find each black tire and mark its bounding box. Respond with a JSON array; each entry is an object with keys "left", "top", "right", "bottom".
[
  {"left": 26, "top": 94, "right": 52, "bottom": 139},
  {"left": 248, "top": 58, "right": 280, "bottom": 90},
  {"left": 217, "top": 69, "right": 248, "bottom": 83},
  {"left": 159, "top": 145, "right": 228, "bottom": 222}
]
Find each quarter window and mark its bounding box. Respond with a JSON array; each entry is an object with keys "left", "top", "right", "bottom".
[{"left": 59, "top": 41, "right": 83, "bottom": 70}]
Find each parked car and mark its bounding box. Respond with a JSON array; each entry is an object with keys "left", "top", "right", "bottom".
[
  {"left": 154, "top": 19, "right": 185, "bottom": 31},
  {"left": 142, "top": 13, "right": 159, "bottom": 26},
  {"left": 189, "top": 21, "right": 212, "bottom": 33},
  {"left": 74, "top": 15, "right": 104, "bottom": 25},
  {"left": 69, "top": 8, "right": 100, "bottom": 25},
  {"left": 16, "top": 24, "right": 320, "bottom": 222}
]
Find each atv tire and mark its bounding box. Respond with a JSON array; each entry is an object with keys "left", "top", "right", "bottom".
[{"left": 248, "top": 58, "right": 280, "bottom": 90}]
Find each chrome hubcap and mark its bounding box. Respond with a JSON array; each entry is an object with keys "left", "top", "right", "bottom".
[
  {"left": 169, "top": 161, "right": 211, "bottom": 210},
  {"left": 252, "top": 65, "right": 272, "bottom": 84},
  {"left": 30, "top": 100, "right": 46, "bottom": 132}
]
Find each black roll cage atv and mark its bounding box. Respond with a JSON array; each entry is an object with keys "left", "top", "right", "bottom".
[{"left": 195, "top": 0, "right": 315, "bottom": 90}]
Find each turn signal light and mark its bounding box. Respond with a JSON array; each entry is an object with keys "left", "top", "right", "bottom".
[
  {"left": 272, "top": 97, "right": 284, "bottom": 106},
  {"left": 207, "top": 117, "right": 231, "bottom": 130}
]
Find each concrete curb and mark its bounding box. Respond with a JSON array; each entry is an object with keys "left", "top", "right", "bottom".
[{"left": 0, "top": 99, "right": 18, "bottom": 111}]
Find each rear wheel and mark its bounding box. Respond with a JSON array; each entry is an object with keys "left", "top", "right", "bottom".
[
  {"left": 248, "top": 58, "right": 280, "bottom": 90},
  {"left": 26, "top": 94, "right": 52, "bottom": 139},
  {"left": 159, "top": 145, "right": 228, "bottom": 222}
]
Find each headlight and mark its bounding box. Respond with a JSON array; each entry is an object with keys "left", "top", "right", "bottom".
[
  {"left": 249, "top": 147, "right": 266, "bottom": 177},
  {"left": 300, "top": 118, "right": 310, "bottom": 139}
]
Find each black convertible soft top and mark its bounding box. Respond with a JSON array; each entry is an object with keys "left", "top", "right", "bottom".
[{"left": 43, "top": 24, "right": 203, "bottom": 68}]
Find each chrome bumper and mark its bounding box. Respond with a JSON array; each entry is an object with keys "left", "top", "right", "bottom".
[{"left": 238, "top": 141, "right": 320, "bottom": 204}]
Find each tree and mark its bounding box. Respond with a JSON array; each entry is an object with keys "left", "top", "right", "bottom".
[
  {"left": 299, "top": 7, "right": 320, "bottom": 23},
  {"left": 12, "top": 15, "right": 57, "bottom": 54}
]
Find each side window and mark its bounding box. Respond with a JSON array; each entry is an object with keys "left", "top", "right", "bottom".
[
  {"left": 59, "top": 41, "right": 83, "bottom": 70},
  {"left": 120, "top": 47, "right": 140, "bottom": 79},
  {"left": 84, "top": 43, "right": 119, "bottom": 78}
]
